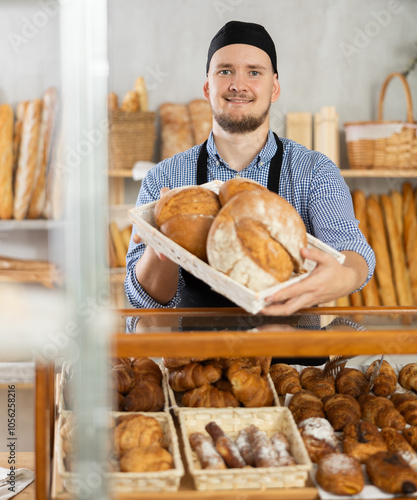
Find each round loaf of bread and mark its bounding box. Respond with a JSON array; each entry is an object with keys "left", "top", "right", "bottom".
[
  {"left": 218, "top": 177, "right": 268, "bottom": 206},
  {"left": 206, "top": 190, "right": 307, "bottom": 291},
  {"left": 153, "top": 186, "right": 221, "bottom": 261}
]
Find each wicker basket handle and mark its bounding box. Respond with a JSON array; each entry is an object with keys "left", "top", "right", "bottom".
[{"left": 378, "top": 72, "right": 414, "bottom": 123}]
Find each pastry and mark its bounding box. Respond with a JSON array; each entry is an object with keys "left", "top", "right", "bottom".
[
  {"left": 297, "top": 417, "right": 339, "bottom": 463},
  {"left": 342, "top": 421, "right": 387, "bottom": 463},
  {"left": 205, "top": 421, "right": 246, "bottom": 468},
  {"left": 316, "top": 453, "right": 364, "bottom": 495},
  {"left": 122, "top": 379, "right": 165, "bottom": 412},
  {"left": 113, "top": 414, "right": 164, "bottom": 459},
  {"left": 270, "top": 431, "right": 296, "bottom": 466},
  {"left": 226, "top": 363, "right": 274, "bottom": 407},
  {"left": 336, "top": 367, "right": 368, "bottom": 398},
  {"left": 390, "top": 392, "right": 417, "bottom": 425},
  {"left": 111, "top": 364, "right": 135, "bottom": 395},
  {"left": 381, "top": 427, "right": 416, "bottom": 454},
  {"left": 120, "top": 91, "right": 139, "bottom": 112},
  {"left": 300, "top": 366, "right": 335, "bottom": 399},
  {"left": 288, "top": 390, "right": 325, "bottom": 425},
  {"left": 189, "top": 432, "right": 226, "bottom": 470},
  {"left": 360, "top": 393, "right": 405, "bottom": 430},
  {"left": 163, "top": 356, "right": 208, "bottom": 369},
  {"left": 235, "top": 427, "right": 255, "bottom": 466},
  {"left": 365, "top": 359, "right": 397, "bottom": 397},
  {"left": 246, "top": 424, "right": 280, "bottom": 467},
  {"left": 398, "top": 363, "right": 417, "bottom": 391},
  {"left": 403, "top": 426, "right": 417, "bottom": 452},
  {"left": 131, "top": 357, "right": 162, "bottom": 385},
  {"left": 120, "top": 445, "right": 173, "bottom": 472},
  {"left": 182, "top": 384, "right": 240, "bottom": 408},
  {"left": 169, "top": 362, "right": 222, "bottom": 392},
  {"left": 269, "top": 363, "right": 302, "bottom": 395},
  {"left": 323, "top": 393, "right": 361, "bottom": 431},
  {"left": 366, "top": 451, "right": 417, "bottom": 494}
]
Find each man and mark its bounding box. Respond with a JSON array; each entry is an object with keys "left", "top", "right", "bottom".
[{"left": 125, "top": 20, "right": 375, "bottom": 315}]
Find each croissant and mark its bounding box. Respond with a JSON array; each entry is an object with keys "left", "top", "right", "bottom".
[
  {"left": 122, "top": 379, "right": 165, "bottom": 412},
  {"left": 342, "top": 421, "right": 387, "bottom": 463},
  {"left": 336, "top": 368, "right": 368, "bottom": 399},
  {"left": 163, "top": 356, "right": 209, "bottom": 369},
  {"left": 120, "top": 445, "right": 173, "bottom": 472},
  {"left": 390, "top": 392, "right": 417, "bottom": 426},
  {"left": 381, "top": 427, "right": 416, "bottom": 455},
  {"left": 300, "top": 366, "right": 335, "bottom": 399},
  {"left": 323, "top": 394, "right": 361, "bottom": 431},
  {"left": 398, "top": 363, "right": 417, "bottom": 391},
  {"left": 226, "top": 363, "right": 274, "bottom": 407},
  {"left": 214, "top": 357, "right": 272, "bottom": 376},
  {"left": 360, "top": 394, "right": 405, "bottom": 430},
  {"left": 269, "top": 363, "right": 302, "bottom": 395},
  {"left": 131, "top": 357, "right": 162, "bottom": 385},
  {"left": 182, "top": 384, "right": 240, "bottom": 408},
  {"left": 288, "top": 390, "right": 325, "bottom": 425},
  {"left": 366, "top": 451, "right": 417, "bottom": 494},
  {"left": 403, "top": 426, "right": 417, "bottom": 452},
  {"left": 169, "top": 362, "right": 222, "bottom": 392},
  {"left": 366, "top": 360, "right": 397, "bottom": 397},
  {"left": 111, "top": 364, "right": 135, "bottom": 395}
]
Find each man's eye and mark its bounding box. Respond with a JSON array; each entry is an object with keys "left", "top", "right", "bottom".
[
  {"left": 250, "top": 71, "right": 260, "bottom": 76},
  {"left": 219, "top": 70, "right": 231, "bottom": 75}
]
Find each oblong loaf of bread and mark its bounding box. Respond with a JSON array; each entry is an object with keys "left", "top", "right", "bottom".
[{"left": 206, "top": 190, "right": 307, "bottom": 291}]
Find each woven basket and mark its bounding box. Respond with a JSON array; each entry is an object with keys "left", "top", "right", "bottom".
[
  {"left": 108, "top": 110, "right": 156, "bottom": 170},
  {"left": 179, "top": 407, "right": 312, "bottom": 491},
  {"left": 345, "top": 72, "right": 417, "bottom": 169}
]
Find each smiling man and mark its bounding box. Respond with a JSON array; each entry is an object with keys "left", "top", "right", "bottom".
[{"left": 125, "top": 20, "right": 375, "bottom": 315}]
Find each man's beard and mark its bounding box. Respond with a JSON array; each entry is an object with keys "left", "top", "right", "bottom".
[{"left": 212, "top": 99, "right": 270, "bottom": 134}]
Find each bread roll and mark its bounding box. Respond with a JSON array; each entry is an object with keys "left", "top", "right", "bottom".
[
  {"left": 366, "top": 195, "right": 397, "bottom": 305},
  {"left": 219, "top": 177, "right": 268, "bottom": 206},
  {"left": 12, "top": 101, "right": 28, "bottom": 171},
  {"left": 13, "top": 99, "right": 42, "bottom": 220},
  {"left": 28, "top": 87, "right": 58, "bottom": 219},
  {"left": 120, "top": 91, "right": 139, "bottom": 113},
  {"left": 107, "top": 92, "right": 118, "bottom": 111},
  {"left": 207, "top": 190, "right": 307, "bottom": 291},
  {"left": 0, "top": 104, "right": 14, "bottom": 219},
  {"left": 403, "top": 183, "right": 417, "bottom": 304},
  {"left": 187, "top": 99, "right": 212, "bottom": 145},
  {"left": 160, "top": 103, "right": 194, "bottom": 159},
  {"left": 381, "top": 194, "right": 413, "bottom": 306},
  {"left": 154, "top": 186, "right": 221, "bottom": 262},
  {"left": 135, "top": 77, "right": 148, "bottom": 112}
]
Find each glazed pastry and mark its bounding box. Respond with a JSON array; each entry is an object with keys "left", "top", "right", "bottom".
[
  {"left": 122, "top": 379, "right": 165, "bottom": 412},
  {"left": 366, "top": 451, "right": 417, "bottom": 494},
  {"left": 399, "top": 363, "right": 417, "bottom": 391},
  {"left": 316, "top": 453, "right": 364, "bottom": 496},
  {"left": 297, "top": 417, "right": 339, "bottom": 463},
  {"left": 182, "top": 384, "right": 240, "bottom": 408},
  {"left": 366, "top": 359, "right": 397, "bottom": 397},
  {"left": 342, "top": 421, "right": 387, "bottom": 463},
  {"left": 226, "top": 363, "right": 274, "bottom": 407},
  {"left": 205, "top": 422, "right": 246, "bottom": 468},
  {"left": 246, "top": 425, "right": 280, "bottom": 467},
  {"left": 360, "top": 393, "right": 405, "bottom": 430},
  {"left": 403, "top": 426, "right": 417, "bottom": 452},
  {"left": 270, "top": 431, "right": 296, "bottom": 466},
  {"left": 288, "top": 390, "right": 325, "bottom": 425},
  {"left": 113, "top": 414, "right": 164, "bottom": 459},
  {"left": 169, "top": 362, "right": 222, "bottom": 392},
  {"left": 131, "top": 357, "right": 162, "bottom": 385},
  {"left": 111, "top": 364, "right": 135, "bottom": 395},
  {"left": 381, "top": 427, "right": 416, "bottom": 454},
  {"left": 323, "top": 393, "right": 361, "bottom": 431},
  {"left": 269, "top": 363, "right": 302, "bottom": 395},
  {"left": 390, "top": 392, "right": 417, "bottom": 425},
  {"left": 189, "top": 432, "right": 226, "bottom": 470},
  {"left": 300, "top": 366, "right": 335, "bottom": 399},
  {"left": 336, "top": 368, "right": 369, "bottom": 398},
  {"left": 120, "top": 445, "right": 173, "bottom": 472}
]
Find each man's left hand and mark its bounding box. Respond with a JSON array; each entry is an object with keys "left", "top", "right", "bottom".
[{"left": 261, "top": 247, "right": 367, "bottom": 316}]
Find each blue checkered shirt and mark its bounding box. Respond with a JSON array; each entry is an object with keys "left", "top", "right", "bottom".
[{"left": 125, "top": 130, "right": 375, "bottom": 308}]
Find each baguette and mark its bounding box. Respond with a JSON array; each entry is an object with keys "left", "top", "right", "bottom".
[
  {"left": 28, "top": 88, "right": 57, "bottom": 219},
  {"left": 403, "top": 183, "right": 417, "bottom": 305},
  {"left": 121, "top": 91, "right": 139, "bottom": 113},
  {"left": 0, "top": 104, "right": 14, "bottom": 219},
  {"left": 13, "top": 99, "right": 42, "bottom": 220},
  {"left": 110, "top": 221, "right": 127, "bottom": 268},
  {"left": 134, "top": 77, "right": 148, "bottom": 112},
  {"left": 391, "top": 190, "right": 403, "bottom": 243},
  {"left": 43, "top": 124, "right": 63, "bottom": 220},
  {"left": 381, "top": 194, "right": 413, "bottom": 306},
  {"left": 12, "top": 101, "right": 28, "bottom": 171},
  {"left": 121, "top": 225, "right": 132, "bottom": 250},
  {"left": 366, "top": 195, "right": 397, "bottom": 305}
]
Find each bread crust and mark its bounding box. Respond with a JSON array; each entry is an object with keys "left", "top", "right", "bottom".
[{"left": 0, "top": 104, "right": 14, "bottom": 219}]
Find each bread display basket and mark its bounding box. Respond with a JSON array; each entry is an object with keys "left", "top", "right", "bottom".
[
  {"left": 178, "top": 406, "right": 312, "bottom": 491},
  {"left": 128, "top": 180, "right": 346, "bottom": 314}
]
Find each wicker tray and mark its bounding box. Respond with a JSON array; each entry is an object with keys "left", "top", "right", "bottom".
[
  {"left": 128, "top": 180, "right": 345, "bottom": 314},
  {"left": 345, "top": 72, "right": 417, "bottom": 170},
  {"left": 178, "top": 406, "right": 312, "bottom": 491},
  {"left": 163, "top": 365, "right": 280, "bottom": 414},
  {"left": 57, "top": 410, "right": 184, "bottom": 494},
  {"left": 108, "top": 110, "right": 156, "bottom": 170}
]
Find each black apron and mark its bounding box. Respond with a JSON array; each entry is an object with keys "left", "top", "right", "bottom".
[{"left": 177, "top": 133, "right": 283, "bottom": 308}]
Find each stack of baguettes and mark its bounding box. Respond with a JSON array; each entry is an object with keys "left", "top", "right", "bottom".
[
  {"left": 159, "top": 99, "right": 212, "bottom": 160},
  {"left": 109, "top": 221, "right": 133, "bottom": 268},
  {"left": 0, "top": 87, "right": 60, "bottom": 221},
  {"left": 337, "top": 182, "right": 417, "bottom": 307}
]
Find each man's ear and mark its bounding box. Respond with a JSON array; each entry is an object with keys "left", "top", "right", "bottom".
[
  {"left": 271, "top": 76, "right": 280, "bottom": 103},
  {"left": 203, "top": 79, "right": 210, "bottom": 101}
]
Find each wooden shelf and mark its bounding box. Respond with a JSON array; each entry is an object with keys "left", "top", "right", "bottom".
[
  {"left": 0, "top": 219, "right": 65, "bottom": 231},
  {"left": 108, "top": 169, "right": 134, "bottom": 178},
  {"left": 340, "top": 169, "right": 417, "bottom": 177}
]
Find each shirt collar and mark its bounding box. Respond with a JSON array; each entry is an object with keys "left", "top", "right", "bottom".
[{"left": 206, "top": 129, "right": 278, "bottom": 169}]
